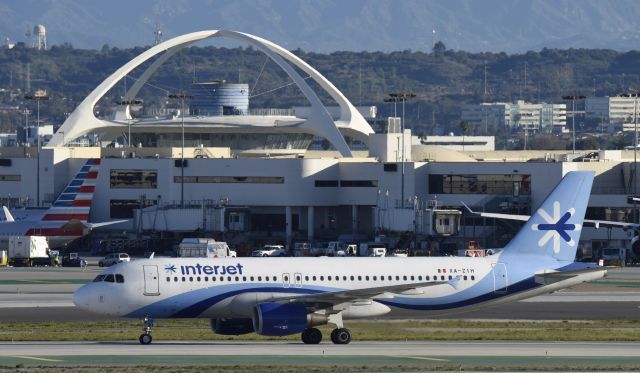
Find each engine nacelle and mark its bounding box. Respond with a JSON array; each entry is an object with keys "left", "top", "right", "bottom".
[
  {"left": 253, "top": 303, "right": 326, "bottom": 336},
  {"left": 210, "top": 318, "right": 254, "bottom": 335}
]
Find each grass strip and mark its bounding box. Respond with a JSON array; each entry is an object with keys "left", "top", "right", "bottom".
[{"left": 2, "top": 319, "right": 640, "bottom": 342}]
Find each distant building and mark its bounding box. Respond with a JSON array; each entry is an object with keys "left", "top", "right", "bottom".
[
  {"left": 16, "top": 125, "right": 53, "bottom": 147},
  {"left": 585, "top": 96, "right": 640, "bottom": 130},
  {"left": 462, "top": 101, "right": 567, "bottom": 133}
]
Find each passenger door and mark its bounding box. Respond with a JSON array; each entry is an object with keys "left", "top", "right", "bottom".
[
  {"left": 492, "top": 262, "right": 508, "bottom": 294},
  {"left": 143, "top": 265, "right": 160, "bottom": 296},
  {"left": 293, "top": 272, "right": 302, "bottom": 288}
]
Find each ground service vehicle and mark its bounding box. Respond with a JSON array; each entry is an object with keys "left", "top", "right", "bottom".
[
  {"left": 178, "top": 238, "right": 236, "bottom": 258},
  {"left": 99, "top": 253, "right": 130, "bottom": 267},
  {"left": 62, "top": 253, "right": 88, "bottom": 267},
  {"left": 8, "top": 236, "right": 49, "bottom": 266},
  {"left": 251, "top": 245, "right": 286, "bottom": 257}
]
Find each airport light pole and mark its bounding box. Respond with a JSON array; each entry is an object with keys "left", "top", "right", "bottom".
[
  {"left": 21, "top": 109, "right": 31, "bottom": 146},
  {"left": 25, "top": 90, "right": 49, "bottom": 207},
  {"left": 386, "top": 92, "right": 416, "bottom": 208},
  {"left": 621, "top": 92, "right": 640, "bottom": 222},
  {"left": 562, "top": 95, "right": 586, "bottom": 154},
  {"left": 168, "top": 92, "right": 191, "bottom": 208},
  {"left": 117, "top": 99, "right": 142, "bottom": 148}
]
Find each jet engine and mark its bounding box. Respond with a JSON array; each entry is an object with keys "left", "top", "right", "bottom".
[
  {"left": 210, "top": 318, "right": 254, "bottom": 335},
  {"left": 253, "top": 303, "right": 327, "bottom": 336}
]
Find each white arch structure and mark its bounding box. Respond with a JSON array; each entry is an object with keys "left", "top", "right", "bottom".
[{"left": 47, "top": 30, "right": 374, "bottom": 157}]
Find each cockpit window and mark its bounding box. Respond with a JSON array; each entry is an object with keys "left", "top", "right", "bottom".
[
  {"left": 115, "top": 274, "right": 125, "bottom": 283},
  {"left": 104, "top": 274, "right": 115, "bottom": 283},
  {"left": 93, "top": 275, "right": 106, "bottom": 282}
]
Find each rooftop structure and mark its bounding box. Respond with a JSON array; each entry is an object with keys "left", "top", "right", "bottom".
[{"left": 48, "top": 30, "right": 374, "bottom": 157}]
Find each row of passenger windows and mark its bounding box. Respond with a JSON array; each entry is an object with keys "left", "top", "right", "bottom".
[
  {"left": 165, "top": 274, "right": 476, "bottom": 283},
  {"left": 93, "top": 274, "right": 125, "bottom": 283}
]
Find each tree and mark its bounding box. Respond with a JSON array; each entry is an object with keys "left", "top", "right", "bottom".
[
  {"left": 459, "top": 120, "right": 471, "bottom": 151},
  {"left": 433, "top": 41, "right": 446, "bottom": 56},
  {"left": 528, "top": 134, "right": 567, "bottom": 150}
]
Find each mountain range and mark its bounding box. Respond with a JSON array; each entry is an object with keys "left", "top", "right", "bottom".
[{"left": 1, "top": 0, "right": 640, "bottom": 53}]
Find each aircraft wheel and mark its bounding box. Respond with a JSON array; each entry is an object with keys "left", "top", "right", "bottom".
[
  {"left": 301, "top": 328, "right": 322, "bottom": 344},
  {"left": 139, "top": 334, "right": 152, "bottom": 345},
  {"left": 330, "top": 328, "right": 351, "bottom": 344}
]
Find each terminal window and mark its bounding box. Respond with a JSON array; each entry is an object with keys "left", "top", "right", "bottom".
[
  {"left": 428, "top": 174, "right": 531, "bottom": 195},
  {"left": 0, "top": 174, "right": 20, "bottom": 181},
  {"left": 315, "top": 180, "right": 339, "bottom": 187},
  {"left": 174, "top": 176, "right": 284, "bottom": 184},
  {"left": 340, "top": 180, "right": 378, "bottom": 187},
  {"left": 109, "top": 199, "right": 157, "bottom": 219},
  {"left": 110, "top": 169, "right": 158, "bottom": 189}
]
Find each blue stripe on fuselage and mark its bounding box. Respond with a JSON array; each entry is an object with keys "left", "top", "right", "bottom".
[
  {"left": 124, "top": 274, "right": 544, "bottom": 319},
  {"left": 377, "top": 276, "right": 540, "bottom": 310},
  {"left": 125, "top": 285, "right": 328, "bottom": 318}
]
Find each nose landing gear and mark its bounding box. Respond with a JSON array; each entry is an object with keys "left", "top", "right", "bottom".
[{"left": 139, "top": 315, "right": 154, "bottom": 345}]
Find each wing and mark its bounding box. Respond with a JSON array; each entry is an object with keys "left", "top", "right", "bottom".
[
  {"left": 462, "top": 202, "right": 640, "bottom": 229},
  {"left": 461, "top": 202, "right": 529, "bottom": 221},
  {"left": 270, "top": 279, "right": 453, "bottom": 306}
]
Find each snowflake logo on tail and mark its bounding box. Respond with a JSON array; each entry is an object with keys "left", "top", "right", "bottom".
[{"left": 531, "top": 201, "right": 581, "bottom": 253}]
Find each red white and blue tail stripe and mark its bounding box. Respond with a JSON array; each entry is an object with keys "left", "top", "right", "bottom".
[{"left": 41, "top": 158, "right": 100, "bottom": 222}]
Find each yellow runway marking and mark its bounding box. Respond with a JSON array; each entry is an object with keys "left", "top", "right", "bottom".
[
  {"left": 388, "top": 355, "right": 450, "bottom": 362},
  {"left": 13, "top": 356, "right": 63, "bottom": 362}
]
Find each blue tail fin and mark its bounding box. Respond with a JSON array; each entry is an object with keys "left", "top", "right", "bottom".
[{"left": 503, "top": 171, "right": 594, "bottom": 262}]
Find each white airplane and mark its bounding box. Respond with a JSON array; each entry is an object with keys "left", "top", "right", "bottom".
[
  {"left": 74, "top": 171, "right": 606, "bottom": 345},
  {"left": 0, "top": 158, "right": 127, "bottom": 248}
]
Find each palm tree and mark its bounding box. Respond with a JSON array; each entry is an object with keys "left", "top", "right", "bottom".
[{"left": 460, "top": 121, "right": 471, "bottom": 151}]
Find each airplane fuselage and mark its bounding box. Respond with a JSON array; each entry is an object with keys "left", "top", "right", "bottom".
[
  {"left": 74, "top": 254, "right": 601, "bottom": 320},
  {"left": 0, "top": 220, "right": 85, "bottom": 249}
]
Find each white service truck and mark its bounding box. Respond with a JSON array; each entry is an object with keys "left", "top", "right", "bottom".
[
  {"left": 178, "top": 238, "right": 236, "bottom": 258},
  {"left": 8, "top": 236, "right": 50, "bottom": 266},
  {"left": 359, "top": 242, "right": 387, "bottom": 257},
  {"left": 251, "top": 245, "right": 287, "bottom": 257}
]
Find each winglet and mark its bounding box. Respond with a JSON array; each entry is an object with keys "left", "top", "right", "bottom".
[{"left": 2, "top": 206, "right": 14, "bottom": 222}]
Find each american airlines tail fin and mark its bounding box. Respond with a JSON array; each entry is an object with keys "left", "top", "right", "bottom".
[
  {"left": 41, "top": 158, "right": 100, "bottom": 223},
  {"left": 2, "top": 206, "right": 14, "bottom": 222},
  {"left": 503, "top": 171, "right": 594, "bottom": 262}
]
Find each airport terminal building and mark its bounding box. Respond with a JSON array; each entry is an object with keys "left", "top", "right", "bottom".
[{"left": 1, "top": 30, "right": 638, "bottom": 257}]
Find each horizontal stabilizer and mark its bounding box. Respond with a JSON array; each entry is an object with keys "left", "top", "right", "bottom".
[
  {"left": 82, "top": 220, "right": 129, "bottom": 230},
  {"left": 534, "top": 267, "right": 608, "bottom": 285}
]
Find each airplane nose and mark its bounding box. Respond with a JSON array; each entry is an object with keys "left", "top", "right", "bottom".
[{"left": 73, "top": 285, "right": 90, "bottom": 310}]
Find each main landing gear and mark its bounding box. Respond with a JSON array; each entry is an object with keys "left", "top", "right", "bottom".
[
  {"left": 330, "top": 328, "right": 352, "bottom": 344},
  {"left": 300, "top": 327, "right": 352, "bottom": 345},
  {"left": 139, "top": 315, "right": 154, "bottom": 345},
  {"left": 300, "top": 312, "right": 352, "bottom": 345}
]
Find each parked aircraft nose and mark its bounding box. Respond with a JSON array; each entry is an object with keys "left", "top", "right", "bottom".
[{"left": 72, "top": 285, "right": 90, "bottom": 310}]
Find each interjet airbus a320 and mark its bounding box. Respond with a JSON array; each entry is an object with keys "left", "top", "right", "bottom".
[{"left": 74, "top": 171, "right": 606, "bottom": 345}]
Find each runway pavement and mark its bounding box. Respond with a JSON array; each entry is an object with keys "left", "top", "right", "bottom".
[{"left": 0, "top": 341, "right": 638, "bottom": 369}]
